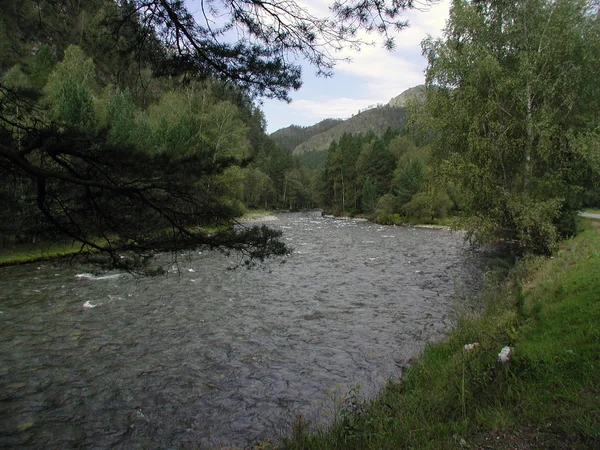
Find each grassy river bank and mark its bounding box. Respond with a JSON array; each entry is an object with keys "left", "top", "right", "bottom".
[
  {"left": 0, "top": 210, "right": 276, "bottom": 267},
  {"left": 281, "top": 218, "right": 600, "bottom": 449},
  {"left": 2, "top": 214, "right": 598, "bottom": 448}
]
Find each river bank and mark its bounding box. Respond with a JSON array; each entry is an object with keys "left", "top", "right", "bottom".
[
  {"left": 0, "top": 240, "right": 90, "bottom": 266},
  {"left": 0, "top": 212, "right": 481, "bottom": 448},
  {"left": 0, "top": 210, "right": 277, "bottom": 267},
  {"left": 282, "top": 218, "right": 600, "bottom": 449}
]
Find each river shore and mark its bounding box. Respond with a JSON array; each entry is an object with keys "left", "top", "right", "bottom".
[
  {"left": 282, "top": 217, "right": 600, "bottom": 449},
  {"left": 0, "top": 210, "right": 278, "bottom": 267}
]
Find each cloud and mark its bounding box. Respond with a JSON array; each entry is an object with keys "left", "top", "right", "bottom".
[
  {"left": 262, "top": 0, "right": 451, "bottom": 132},
  {"left": 333, "top": 0, "right": 450, "bottom": 94},
  {"left": 404, "top": 0, "right": 451, "bottom": 36},
  {"left": 335, "top": 49, "right": 425, "bottom": 98},
  {"left": 288, "top": 97, "right": 380, "bottom": 120}
]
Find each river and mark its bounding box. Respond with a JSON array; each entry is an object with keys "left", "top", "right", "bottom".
[{"left": 0, "top": 212, "right": 482, "bottom": 448}]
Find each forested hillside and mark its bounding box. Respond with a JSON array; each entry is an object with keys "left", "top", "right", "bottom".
[
  {"left": 271, "top": 85, "right": 426, "bottom": 160},
  {"left": 269, "top": 119, "right": 344, "bottom": 152},
  {"left": 271, "top": 87, "right": 422, "bottom": 171},
  {"left": 293, "top": 103, "right": 408, "bottom": 155}
]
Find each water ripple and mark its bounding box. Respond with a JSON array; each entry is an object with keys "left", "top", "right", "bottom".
[{"left": 0, "top": 211, "right": 482, "bottom": 448}]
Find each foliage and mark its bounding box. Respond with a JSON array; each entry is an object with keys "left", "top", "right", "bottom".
[
  {"left": 402, "top": 189, "right": 453, "bottom": 221},
  {"left": 393, "top": 155, "right": 426, "bottom": 205},
  {"left": 361, "top": 177, "right": 378, "bottom": 214},
  {"left": 422, "top": 0, "right": 600, "bottom": 254},
  {"left": 375, "top": 193, "right": 397, "bottom": 216},
  {"left": 1, "top": 0, "right": 433, "bottom": 264},
  {"left": 299, "top": 150, "right": 328, "bottom": 171}
]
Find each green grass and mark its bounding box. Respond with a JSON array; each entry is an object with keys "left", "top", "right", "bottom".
[
  {"left": 0, "top": 240, "right": 95, "bottom": 266},
  {"left": 282, "top": 219, "right": 600, "bottom": 449},
  {"left": 583, "top": 207, "right": 600, "bottom": 215},
  {"left": 0, "top": 210, "right": 276, "bottom": 266}
]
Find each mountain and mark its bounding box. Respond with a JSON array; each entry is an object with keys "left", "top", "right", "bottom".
[
  {"left": 274, "top": 86, "right": 425, "bottom": 156},
  {"left": 291, "top": 105, "right": 407, "bottom": 155},
  {"left": 269, "top": 118, "right": 344, "bottom": 152},
  {"left": 387, "top": 85, "right": 425, "bottom": 108}
]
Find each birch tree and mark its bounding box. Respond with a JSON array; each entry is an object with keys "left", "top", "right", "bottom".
[{"left": 423, "top": 0, "right": 600, "bottom": 254}]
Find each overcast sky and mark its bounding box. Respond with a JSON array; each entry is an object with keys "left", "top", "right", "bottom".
[{"left": 259, "top": 0, "right": 451, "bottom": 133}]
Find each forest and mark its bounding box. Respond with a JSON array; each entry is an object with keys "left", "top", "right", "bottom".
[
  {"left": 0, "top": 0, "right": 326, "bottom": 266},
  {"left": 2, "top": 0, "right": 600, "bottom": 263},
  {"left": 317, "top": 0, "right": 600, "bottom": 255}
]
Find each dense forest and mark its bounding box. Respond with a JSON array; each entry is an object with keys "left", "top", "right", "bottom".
[
  {"left": 1, "top": 0, "right": 356, "bottom": 264},
  {"left": 316, "top": 128, "right": 434, "bottom": 219},
  {"left": 2, "top": 0, "right": 600, "bottom": 263},
  {"left": 315, "top": 0, "right": 600, "bottom": 256}
]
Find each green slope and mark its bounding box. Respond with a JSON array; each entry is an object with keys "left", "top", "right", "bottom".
[
  {"left": 292, "top": 105, "right": 408, "bottom": 155},
  {"left": 284, "top": 219, "right": 600, "bottom": 448},
  {"left": 270, "top": 119, "right": 344, "bottom": 151}
]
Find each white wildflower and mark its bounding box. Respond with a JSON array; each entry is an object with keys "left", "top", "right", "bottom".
[
  {"left": 497, "top": 346, "right": 512, "bottom": 363},
  {"left": 463, "top": 343, "right": 480, "bottom": 352}
]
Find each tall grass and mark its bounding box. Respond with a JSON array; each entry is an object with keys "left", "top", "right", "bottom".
[{"left": 0, "top": 240, "right": 93, "bottom": 266}]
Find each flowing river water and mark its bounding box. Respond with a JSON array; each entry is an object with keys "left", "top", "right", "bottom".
[{"left": 0, "top": 212, "right": 483, "bottom": 448}]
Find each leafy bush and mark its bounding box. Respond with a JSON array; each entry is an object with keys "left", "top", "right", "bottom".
[
  {"left": 375, "top": 213, "right": 403, "bottom": 225},
  {"left": 375, "top": 193, "right": 398, "bottom": 215},
  {"left": 403, "top": 190, "right": 453, "bottom": 221}
]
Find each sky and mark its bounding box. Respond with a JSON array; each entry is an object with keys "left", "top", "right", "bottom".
[{"left": 259, "top": 0, "right": 452, "bottom": 133}]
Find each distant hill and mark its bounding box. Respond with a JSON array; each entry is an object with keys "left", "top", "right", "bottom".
[
  {"left": 274, "top": 86, "right": 424, "bottom": 156},
  {"left": 269, "top": 118, "right": 344, "bottom": 152},
  {"left": 387, "top": 85, "right": 425, "bottom": 108},
  {"left": 291, "top": 104, "right": 407, "bottom": 155}
]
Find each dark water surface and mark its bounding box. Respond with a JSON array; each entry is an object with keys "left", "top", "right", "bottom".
[{"left": 0, "top": 212, "right": 482, "bottom": 448}]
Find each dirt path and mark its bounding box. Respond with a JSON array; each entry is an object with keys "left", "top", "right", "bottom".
[{"left": 579, "top": 212, "right": 600, "bottom": 219}]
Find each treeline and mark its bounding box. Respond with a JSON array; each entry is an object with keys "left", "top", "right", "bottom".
[
  {"left": 316, "top": 128, "right": 444, "bottom": 221},
  {"left": 0, "top": 0, "right": 314, "bottom": 255},
  {"left": 317, "top": 0, "right": 600, "bottom": 256}
]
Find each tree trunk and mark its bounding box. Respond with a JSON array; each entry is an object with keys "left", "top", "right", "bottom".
[
  {"left": 524, "top": 83, "right": 534, "bottom": 193},
  {"left": 341, "top": 169, "right": 345, "bottom": 212}
]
